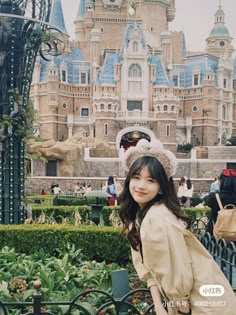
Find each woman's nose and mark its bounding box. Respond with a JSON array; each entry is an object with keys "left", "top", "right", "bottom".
[{"left": 137, "top": 180, "right": 146, "bottom": 189}]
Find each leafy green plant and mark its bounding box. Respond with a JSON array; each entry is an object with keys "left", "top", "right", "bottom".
[
  {"left": 0, "top": 89, "right": 35, "bottom": 141},
  {"left": 0, "top": 245, "right": 128, "bottom": 314}
]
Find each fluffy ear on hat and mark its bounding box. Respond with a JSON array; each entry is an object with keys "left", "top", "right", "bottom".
[{"left": 122, "top": 146, "right": 141, "bottom": 171}]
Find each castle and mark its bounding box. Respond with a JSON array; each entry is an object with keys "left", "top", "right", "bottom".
[{"left": 29, "top": 0, "right": 236, "bottom": 177}]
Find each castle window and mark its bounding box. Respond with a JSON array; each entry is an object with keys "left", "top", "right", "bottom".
[
  {"left": 108, "top": 104, "right": 112, "bottom": 110},
  {"left": 222, "top": 105, "right": 226, "bottom": 120},
  {"left": 101, "top": 104, "right": 104, "bottom": 110},
  {"left": 128, "top": 64, "right": 142, "bottom": 77},
  {"left": 46, "top": 160, "right": 57, "bottom": 176},
  {"left": 133, "top": 41, "right": 138, "bottom": 52},
  {"left": 150, "top": 27, "right": 153, "bottom": 32},
  {"left": 104, "top": 123, "right": 108, "bottom": 136},
  {"left": 62, "top": 103, "right": 67, "bottom": 109},
  {"left": 166, "top": 124, "right": 170, "bottom": 137},
  {"left": 127, "top": 100, "right": 142, "bottom": 111},
  {"left": 193, "top": 74, "right": 199, "bottom": 86},
  {"left": 192, "top": 105, "right": 198, "bottom": 112},
  {"left": 128, "top": 81, "right": 142, "bottom": 92},
  {"left": 173, "top": 75, "right": 179, "bottom": 87},
  {"left": 223, "top": 78, "right": 227, "bottom": 89},
  {"left": 81, "top": 108, "right": 89, "bottom": 116},
  {"left": 164, "top": 105, "right": 168, "bottom": 111},
  {"left": 80, "top": 72, "right": 87, "bottom": 85},
  {"left": 61, "top": 70, "right": 67, "bottom": 82}
]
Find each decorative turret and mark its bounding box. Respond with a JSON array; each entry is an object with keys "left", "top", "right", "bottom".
[
  {"left": 74, "top": 0, "right": 85, "bottom": 41},
  {"left": 50, "top": 0, "right": 68, "bottom": 34},
  {"left": 167, "top": 0, "right": 176, "bottom": 22},
  {"left": 206, "top": 1, "right": 234, "bottom": 58},
  {"left": 50, "top": 0, "right": 70, "bottom": 51}
]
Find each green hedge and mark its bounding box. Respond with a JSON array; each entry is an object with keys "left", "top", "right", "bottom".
[
  {"left": 31, "top": 205, "right": 210, "bottom": 225},
  {"left": 31, "top": 205, "right": 120, "bottom": 226},
  {"left": 184, "top": 207, "right": 210, "bottom": 220},
  {"left": 0, "top": 224, "right": 130, "bottom": 264}
]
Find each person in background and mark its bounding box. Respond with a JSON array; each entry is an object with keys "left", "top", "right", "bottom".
[
  {"left": 40, "top": 189, "right": 47, "bottom": 195},
  {"left": 53, "top": 184, "right": 62, "bottom": 195},
  {"left": 183, "top": 177, "right": 194, "bottom": 208},
  {"left": 113, "top": 175, "right": 123, "bottom": 197},
  {"left": 118, "top": 139, "right": 236, "bottom": 315},
  {"left": 177, "top": 177, "right": 187, "bottom": 206},
  {"left": 210, "top": 176, "right": 220, "bottom": 193},
  {"left": 106, "top": 175, "right": 117, "bottom": 206},
  {"left": 85, "top": 184, "right": 92, "bottom": 193},
  {"left": 50, "top": 183, "right": 57, "bottom": 194},
  {"left": 74, "top": 182, "right": 80, "bottom": 195},
  {"left": 205, "top": 169, "right": 236, "bottom": 235}
]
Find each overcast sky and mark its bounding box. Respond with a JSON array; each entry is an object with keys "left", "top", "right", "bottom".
[{"left": 61, "top": 0, "right": 236, "bottom": 53}]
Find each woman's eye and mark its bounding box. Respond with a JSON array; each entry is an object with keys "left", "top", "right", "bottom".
[
  {"left": 148, "top": 178, "right": 156, "bottom": 183},
  {"left": 132, "top": 175, "right": 140, "bottom": 180}
]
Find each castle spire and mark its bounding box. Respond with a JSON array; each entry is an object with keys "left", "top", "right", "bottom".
[
  {"left": 219, "top": 0, "right": 222, "bottom": 9},
  {"left": 76, "top": 0, "right": 85, "bottom": 20},
  {"left": 50, "top": 0, "right": 68, "bottom": 34}
]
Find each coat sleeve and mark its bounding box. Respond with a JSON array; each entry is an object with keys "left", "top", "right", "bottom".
[
  {"left": 140, "top": 214, "right": 193, "bottom": 302},
  {"left": 131, "top": 247, "right": 156, "bottom": 287}
]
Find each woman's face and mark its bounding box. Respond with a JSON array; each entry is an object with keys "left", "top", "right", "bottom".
[{"left": 129, "top": 165, "right": 161, "bottom": 208}]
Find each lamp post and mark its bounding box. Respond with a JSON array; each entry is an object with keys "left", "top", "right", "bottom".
[{"left": 0, "top": 0, "right": 62, "bottom": 223}]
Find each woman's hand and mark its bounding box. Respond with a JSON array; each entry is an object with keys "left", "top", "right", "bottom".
[
  {"left": 149, "top": 285, "right": 168, "bottom": 315},
  {"left": 177, "top": 302, "right": 191, "bottom": 314}
]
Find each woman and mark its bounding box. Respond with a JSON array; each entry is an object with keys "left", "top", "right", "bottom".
[
  {"left": 177, "top": 177, "right": 187, "bottom": 206},
  {"left": 119, "top": 139, "right": 236, "bottom": 315},
  {"left": 205, "top": 169, "right": 236, "bottom": 235},
  {"left": 106, "top": 175, "right": 117, "bottom": 206}
]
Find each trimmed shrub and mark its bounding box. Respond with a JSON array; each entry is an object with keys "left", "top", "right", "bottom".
[{"left": 0, "top": 225, "right": 130, "bottom": 264}]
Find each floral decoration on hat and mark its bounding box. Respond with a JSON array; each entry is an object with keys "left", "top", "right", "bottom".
[{"left": 122, "top": 139, "right": 177, "bottom": 178}]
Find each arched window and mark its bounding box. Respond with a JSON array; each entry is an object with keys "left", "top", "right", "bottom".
[
  {"left": 133, "top": 41, "right": 138, "bottom": 52},
  {"left": 128, "top": 64, "right": 142, "bottom": 77},
  {"left": 164, "top": 105, "right": 168, "bottom": 111},
  {"left": 222, "top": 105, "right": 226, "bottom": 120}
]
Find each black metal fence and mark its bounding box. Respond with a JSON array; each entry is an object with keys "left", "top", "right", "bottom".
[
  {"left": 0, "top": 270, "right": 155, "bottom": 315},
  {"left": 198, "top": 231, "right": 236, "bottom": 289}
]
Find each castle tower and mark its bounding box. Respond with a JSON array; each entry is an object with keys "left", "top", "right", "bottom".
[
  {"left": 74, "top": 0, "right": 85, "bottom": 42},
  {"left": 140, "top": 0, "right": 176, "bottom": 47},
  {"left": 50, "top": 0, "right": 70, "bottom": 51},
  {"left": 206, "top": 1, "right": 234, "bottom": 59}
]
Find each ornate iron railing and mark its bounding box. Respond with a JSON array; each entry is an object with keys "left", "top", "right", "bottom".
[
  {"left": 198, "top": 231, "right": 236, "bottom": 289},
  {"left": 0, "top": 276, "right": 155, "bottom": 315},
  {"left": 0, "top": 0, "right": 63, "bottom": 224}
]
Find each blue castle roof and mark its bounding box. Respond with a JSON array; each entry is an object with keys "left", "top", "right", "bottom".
[
  {"left": 99, "top": 53, "right": 119, "bottom": 84},
  {"left": 76, "top": 0, "right": 85, "bottom": 19},
  {"left": 208, "top": 5, "right": 231, "bottom": 39},
  {"left": 150, "top": 54, "right": 169, "bottom": 86},
  {"left": 50, "top": 0, "right": 68, "bottom": 34},
  {"left": 40, "top": 48, "right": 88, "bottom": 84},
  {"left": 172, "top": 55, "right": 219, "bottom": 88},
  {"left": 234, "top": 57, "right": 236, "bottom": 80}
]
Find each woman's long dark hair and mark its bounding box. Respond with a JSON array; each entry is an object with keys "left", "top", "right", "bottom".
[
  {"left": 119, "top": 156, "right": 191, "bottom": 250},
  {"left": 107, "top": 176, "right": 115, "bottom": 185}
]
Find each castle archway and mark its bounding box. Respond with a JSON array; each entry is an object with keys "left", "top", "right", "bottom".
[{"left": 116, "top": 127, "right": 155, "bottom": 151}]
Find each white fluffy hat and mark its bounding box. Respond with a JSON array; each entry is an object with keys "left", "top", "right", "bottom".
[{"left": 122, "top": 139, "right": 177, "bottom": 178}]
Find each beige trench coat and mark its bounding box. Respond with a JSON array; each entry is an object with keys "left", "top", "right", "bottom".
[{"left": 131, "top": 204, "right": 236, "bottom": 314}]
